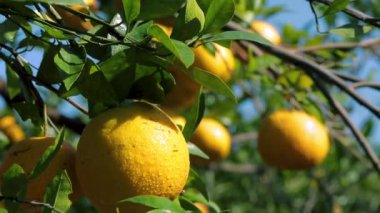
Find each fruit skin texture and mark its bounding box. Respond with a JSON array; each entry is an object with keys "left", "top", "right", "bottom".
[
  {"left": 250, "top": 20, "right": 281, "bottom": 45},
  {"left": 193, "top": 43, "right": 236, "bottom": 81},
  {"left": 76, "top": 102, "right": 190, "bottom": 213},
  {"left": 191, "top": 118, "right": 231, "bottom": 163},
  {"left": 0, "top": 115, "right": 25, "bottom": 143},
  {"left": 257, "top": 110, "right": 330, "bottom": 170},
  {"left": 0, "top": 137, "right": 81, "bottom": 210}
]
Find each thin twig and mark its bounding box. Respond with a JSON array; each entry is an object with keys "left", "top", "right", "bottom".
[
  {"left": 310, "top": 0, "right": 380, "bottom": 28},
  {"left": 312, "top": 76, "right": 380, "bottom": 173},
  {"left": 226, "top": 22, "right": 380, "bottom": 120},
  {"left": 0, "top": 196, "right": 63, "bottom": 213}
]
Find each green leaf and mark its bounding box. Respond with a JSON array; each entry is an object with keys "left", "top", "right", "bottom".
[
  {"left": 202, "top": 0, "right": 234, "bottom": 34},
  {"left": 120, "top": 195, "right": 185, "bottom": 213},
  {"left": 6, "top": 66, "right": 22, "bottom": 99},
  {"left": 138, "top": 0, "right": 185, "bottom": 19},
  {"left": 188, "top": 143, "right": 209, "bottom": 159},
  {"left": 38, "top": 46, "right": 62, "bottom": 84},
  {"left": 248, "top": 54, "right": 281, "bottom": 72},
  {"left": 9, "top": 0, "right": 84, "bottom": 5},
  {"left": 55, "top": 46, "right": 86, "bottom": 90},
  {"left": 29, "top": 129, "right": 65, "bottom": 179},
  {"left": 12, "top": 102, "right": 43, "bottom": 125},
  {"left": 178, "top": 197, "right": 204, "bottom": 213},
  {"left": 0, "top": 19, "right": 19, "bottom": 43},
  {"left": 203, "top": 31, "right": 272, "bottom": 45},
  {"left": 1, "top": 164, "right": 27, "bottom": 212},
  {"left": 75, "top": 61, "right": 119, "bottom": 117},
  {"left": 99, "top": 49, "right": 136, "bottom": 101},
  {"left": 186, "top": 169, "right": 208, "bottom": 200},
  {"left": 121, "top": 0, "right": 140, "bottom": 25},
  {"left": 171, "top": 0, "right": 205, "bottom": 41},
  {"left": 189, "top": 67, "right": 235, "bottom": 101},
  {"left": 43, "top": 170, "right": 72, "bottom": 213},
  {"left": 330, "top": 24, "right": 373, "bottom": 38},
  {"left": 183, "top": 92, "right": 205, "bottom": 141},
  {"left": 322, "top": 0, "right": 351, "bottom": 17},
  {"left": 125, "top": 21, "right": 152, "bottom": 44},
  {"left": 148, "top": 25, "right": 194, "bottom": 68}
]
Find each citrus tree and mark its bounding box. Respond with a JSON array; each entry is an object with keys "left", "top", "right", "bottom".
[{"left": 0, "top": 0, "right": 380, "bottom": 212}]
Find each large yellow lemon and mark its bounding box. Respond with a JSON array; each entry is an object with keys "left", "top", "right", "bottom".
[
  {"left": 257, "top": 110, "right": 330, "bottom": 170},
  {"left": 0, "top": 137, "right": 80, "bottom": 211},
  {"left": 76, "top": 101, "right": 190, "bottom": 213},
  {"left": 250, "top": 20, "right": 281, "bottom": 45}
]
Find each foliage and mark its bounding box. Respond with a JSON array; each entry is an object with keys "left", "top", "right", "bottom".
[{"left": 0, "top": 0, "right": 380, "bottom": 212}]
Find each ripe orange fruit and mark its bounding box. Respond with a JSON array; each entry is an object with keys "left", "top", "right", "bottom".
[
  {"left": 0, "top": 137, "right": 81, "bottom": 210},
  {"left": 54, "top": 0, "right": 97, "bottom": 31},
  {"left": 193, "top": 43, "right": 236, "bottom": 81},
  {"left": 250, "top": 20, "right": 281, "bottom": 45},
  {"left": 257, "top": 110, "right": 330, "bottom": 170},
  {"left": 191, "top": 118, "right": 231, "bottom": 163},
  {"left": 194, "top": 202, "right": 209, "bottom": 213},
  {"left": 0, "top": 115, "right": 25, "bottom": 144},
  {"left": 76, "top": 102, "right": 190, "bottom": 213}
]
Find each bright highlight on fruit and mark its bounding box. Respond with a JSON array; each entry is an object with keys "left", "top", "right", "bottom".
[
  {"left": 257, "top": 110, "right": 330, "bottom": 170},
  {"left": 250, "top": 20, "right": 281, "bottom": 45},
  {"left": 0, "top": 137, "right": 80, "bottom": 210},
  {"left": 75, "top": 102, "right": 190, "bottom": 212}
]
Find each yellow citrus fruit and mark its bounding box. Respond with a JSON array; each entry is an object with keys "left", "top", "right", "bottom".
[
  {"left": 0, "top": 116, "right": 25, "bottom": 144},
  {"left": 0, "top": 137, "right": 80, "bottom": 210},
  {"left": 76, "top": 101, "right": 190, "bottom": 213},
  {"left": 193, "top": 43, "right": 235, "bottom": 81},
  {"left": 54, "top": 0, "right": 97, "bottom": 31},
  {"left": 191, "top": 118, "right": 231, "bottom": 163},
  {"left": 250, "top": 20, "right": 281, "bottom": 45},
  {"left": 257, "top": 110, "right": 330, "bottom": 170},
  {"left": 194, "top": 202, "right": 209, "bottom": 213}
]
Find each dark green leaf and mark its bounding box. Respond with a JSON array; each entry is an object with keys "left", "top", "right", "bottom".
[
  {"left": 138, "top": 0, "right": 185, "bottom": 19},
  {"left": 99, "top": 49, "right": 136, "bottom": 101},
  {"left": 43, "top": 170, "right": 72, "bottom": 213},
  {"left": 12, "top": 102, "right": 43, "bottom": 125},
  {"left": 183, "top": 92, "right": 205, "bottom": 141},
  {"left": 125, "top": 21, "right": 152, "bottom": 44},
  {"left": 6, "top": 66, "right": 22, "bottom": 99},
  {"left": 322, "top": 0, "right": 351, "bottom": 17},
  {"left": 178, "top": 197, "right": 203, "bottom": 213},
  {"left": 1, "top": 164, "right": 27, "bottom": 212},
  {"left": 361, "top": 118, "right": 374, "bottom": 137},
  {"left": 29, "top": 129, "right": 65, "bottom": 179},
  {"left": 171, "top": 0, "right": 205, "bottom": 41},
  {"left": 189, "top": 67, "right": 235, "bottom": 101},
  {"left": 202, "top": 0, "right": 234, "bottom": 34},
  {"left": 121, "top": 0, "right": 140, "bottom": 25},
  {"left": 8, "top": 0, "right": 84, "bottom": 5},
  {"left": 0, "top": 19, "right": 19, "bottom": 43},
  {"left": 38, "top": 46, "right": 62, "bottom": 84},
  {"left": 203, "top": 31, "right": 272, "bottom": 45},
  {"left": 148, "top": 25, "right": 194, "bottom": 68},
  {"left": 120, "top": 195, "right": 185, "bottom": 213}
]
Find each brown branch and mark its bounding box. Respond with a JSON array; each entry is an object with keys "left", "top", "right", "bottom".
[
  {"left": 311, "top": 0, "right": 380, "bottom": 28},
  {"left": 226, "top": 22, "right": 380, "bottom": 119},
  {"left": 0, "top": 80, "right": 85, "bottom": 134},
  {"left": 232, "top": 132, "right": 257, "bottom": 144},
  {"left": 311, "top": 76, "right": 380, "bottom": 173},
  {"left": 214, "top": 162, "right": 263, "bottom": 174},
  {"left": 0, "top": 196, "right": 63, "bottom": 213},
  {"left": 294, "top": 37, "right": 380, "bottom": 53}
]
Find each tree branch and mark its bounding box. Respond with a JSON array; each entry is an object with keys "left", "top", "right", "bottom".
[{"left": 310, "top": 0, "right": 380, "bottom": 28}]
